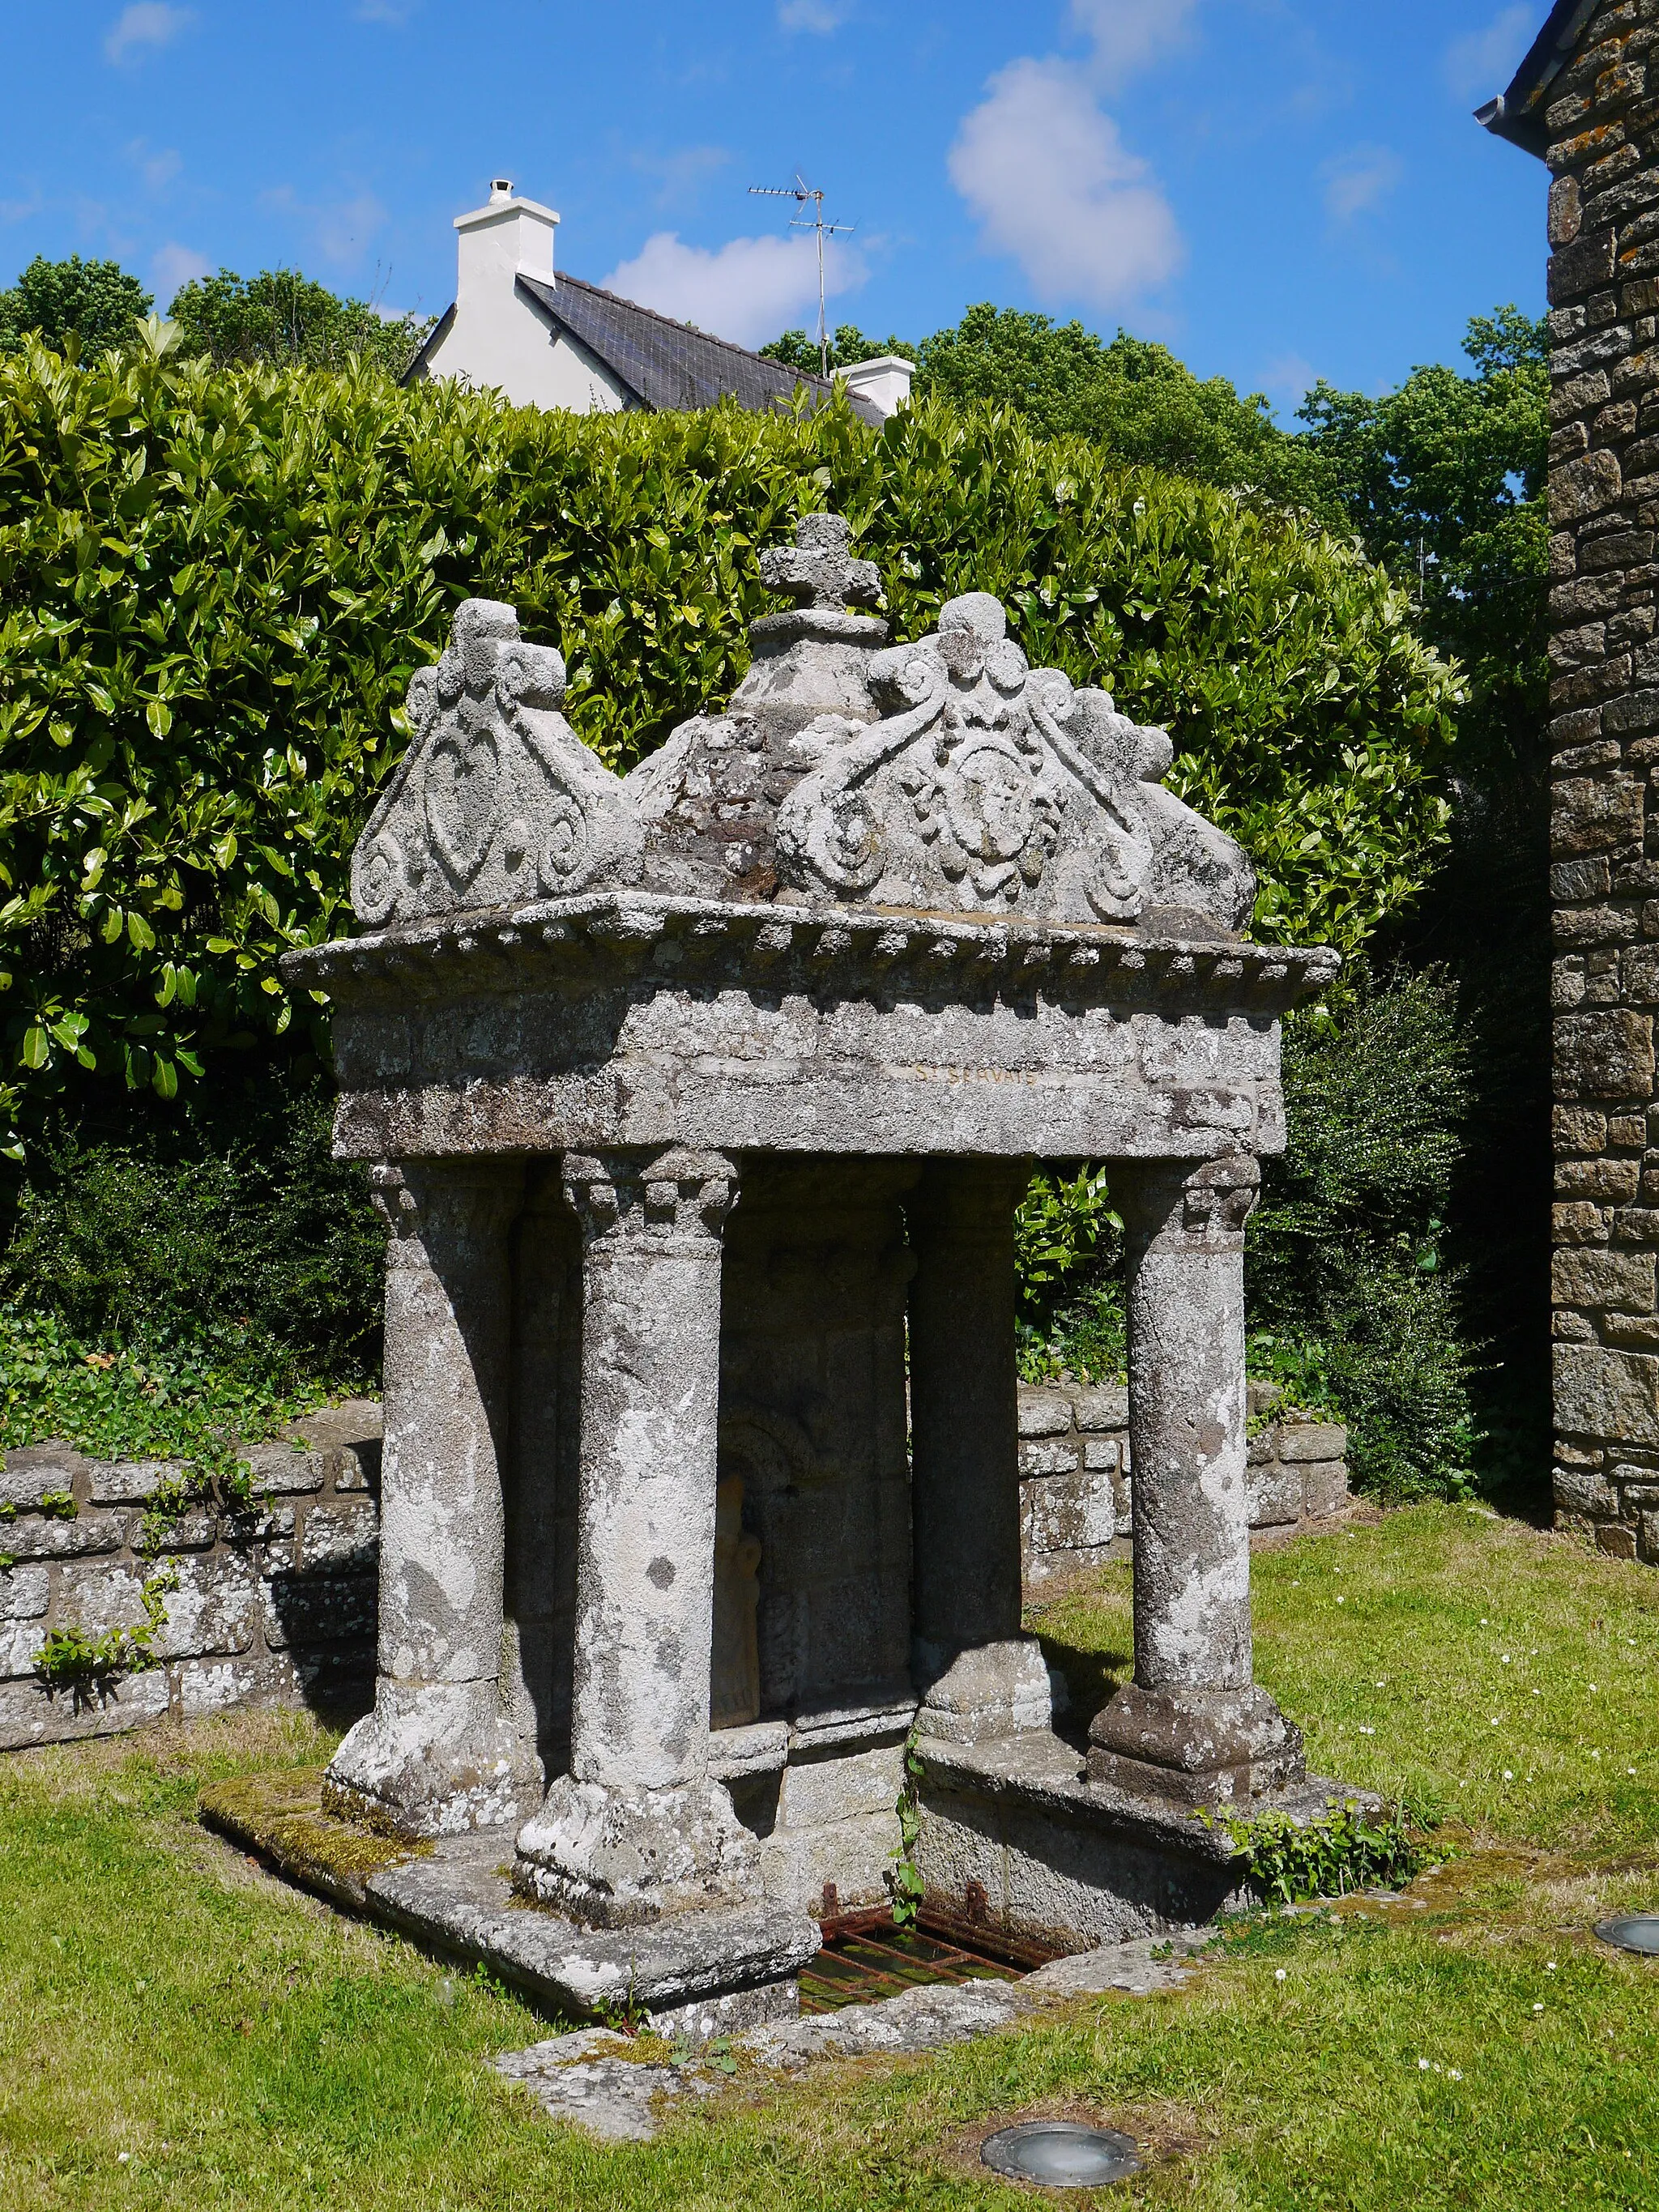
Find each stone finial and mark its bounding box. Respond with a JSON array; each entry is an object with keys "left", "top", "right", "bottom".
[
  {"left": 349, "top": 598, "right": 643, "bottom": 927},
  {"left": 758, "top": 511, "right": 881, "bottom": 612}
]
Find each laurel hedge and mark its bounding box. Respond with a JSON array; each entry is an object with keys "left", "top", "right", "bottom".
[{"left": 0, "top": 332, "right": 1461, "bottom": 1149}]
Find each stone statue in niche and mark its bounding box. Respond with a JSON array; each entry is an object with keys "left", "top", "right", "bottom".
[
  {"left": 710, "top": 1477, "right": 761, "bottom": 1729},
  {"left": 350, "top": 596, "right": 643, "bottom": 926}
]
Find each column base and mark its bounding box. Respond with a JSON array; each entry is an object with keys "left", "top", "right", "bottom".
[
  {"left": 323, "top": 1681, "right": 543, "bottom": 1840},
  {"left": 514, "top": 1775, "right": 761, "bottom": 1928},
  {"left": 1085, "top": 1684, "right": 1304, "bottom": 1809},
  {"left": 913, "top": 1639, "right": 1053, "bottom": 1749}
]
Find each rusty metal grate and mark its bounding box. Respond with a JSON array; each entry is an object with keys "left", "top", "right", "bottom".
[{"left": 800, "top": 1897, "right": 1064, "bottom": 2014}]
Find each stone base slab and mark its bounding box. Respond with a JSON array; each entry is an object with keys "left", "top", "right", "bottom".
[
  {"left": 496, "top": 1934, "right": 1205, "bottom": 2140},
  {"left": 915, "top": 1729, "right": 1373, "bottom": 1947},
  {"left": 202, "top": 1766, "right": 818, "bottom": 2032}
]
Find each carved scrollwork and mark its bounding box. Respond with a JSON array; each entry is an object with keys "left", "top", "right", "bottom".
[
  {"left": 774, "top": 589, "right": 1186, "bottom": 924},
  {"left": 348, "top": 599, "right": 642, "bottom": 925}
]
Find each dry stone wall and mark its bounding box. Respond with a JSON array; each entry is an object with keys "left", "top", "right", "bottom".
[
  {"left": 1018, "top": 1379, "right": 1350, "bottom": 1587},
  {"left": 0, "top": 1403, "right": 380, "bottom": 1750},
  {"left": 1544, "top": 0, "right": 1659, "bottom": 1558}
]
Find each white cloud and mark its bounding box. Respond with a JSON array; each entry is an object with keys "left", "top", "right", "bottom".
[
  {"left": 1443, "top": 4, "right": 1533, "bottom": 100},
  {"left": 599, "top": 230, "right": 864, "bottom": 350},
  {"left": 1068, "top": 0, "right": 1199, "bottom": 83},
  {"left": 1260, "top": 352, "right": 1315, "bottom": 411},
  {"left": 104, "top": 4, "right": 193, "bottom": 64},
  {"left": 126, "top": 139, "right": 181, "bottom": 193},
  {"left": 1320, "top": 144, "right": 1401, "bottom": 223},
  {"left": 778, "top": 0, "right": 853, "bottom": 28},
  {"left": 261, "top": 184, "right": 388, "bottom": 269},
  {"left": 151, "top": 241, "right": 210, "bottom": 305},
  {"left": 630, "top": 144, "right": 731, "bottom": 208},
  {"left": 949, "top": 58, "right": 1183, "bottom": 310}
]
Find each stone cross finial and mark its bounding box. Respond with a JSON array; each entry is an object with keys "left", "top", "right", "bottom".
[{"left": 759, "top": 511, "right": 881, "bottom": 612}]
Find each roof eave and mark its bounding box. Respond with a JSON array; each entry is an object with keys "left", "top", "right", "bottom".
[
  {"left": 400, "top": 301, "right": 455, "bottom": 387},
  {"left": 514, "top": 273, "right": 650, "bottom": 407},
  {"left": 1474, "top": 0, "right": 1603, "bottom": 162}
]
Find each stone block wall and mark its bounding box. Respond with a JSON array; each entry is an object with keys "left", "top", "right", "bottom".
[
  {"left": 1018, "top": 1379, "right": 1351, "bottom": 1588},
  {"left": 1544, "top": 0, "right": 1659, "bottom": 1559},
  {"left": 0, "top": 1403, "right": 380, "bottom": 1750}
]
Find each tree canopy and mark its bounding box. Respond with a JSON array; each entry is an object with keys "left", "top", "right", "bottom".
[
  {"left": 0, "top": 256, "right": 153, "bottom": 356},
  {"left": 167, "top": 267, "right": 429, "bottom": 375}
]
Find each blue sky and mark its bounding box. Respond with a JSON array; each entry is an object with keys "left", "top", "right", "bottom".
[{"left": 6, "top": 1, "right": 1551, "bottom": 414}]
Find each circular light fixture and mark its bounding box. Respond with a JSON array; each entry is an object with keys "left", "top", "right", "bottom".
[
  {"left": 1595, "top": 1914, "right": 1659, "bottom": 1954},
  {"left": 981, "top": 2120, "right": 1141, "bottom": 2189}
]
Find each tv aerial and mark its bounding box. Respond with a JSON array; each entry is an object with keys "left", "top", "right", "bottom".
[{"left": 748, "top": 174, "right": 855, "bottom": 380}]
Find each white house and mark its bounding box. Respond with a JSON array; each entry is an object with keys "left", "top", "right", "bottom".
[{"left": 407, "top": 180, "right": 913, "bottom": 422}]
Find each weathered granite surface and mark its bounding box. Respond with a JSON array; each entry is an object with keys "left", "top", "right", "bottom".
[
  {"left": 1502, "top": 0, "right": 1659, "bottom": 1562},
  {"left": 493, "top": 1931, "right": 1204, "bottom": 2139},
  {"left": 262, "top": 509, "right": 1352, "bottom": 2008},
  {"left": 0, "top": 1404, "right": 381, "bottom": 1750}
]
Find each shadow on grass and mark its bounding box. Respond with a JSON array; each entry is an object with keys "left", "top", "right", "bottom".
[{"left": 1029, "top": 1626, "right": 1132, "bottom": 1728}]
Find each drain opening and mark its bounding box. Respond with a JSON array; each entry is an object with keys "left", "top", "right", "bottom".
[
  {"left": 1596, "top": 1913, "right": 1659, "bottom": 1954},
  {"left": 982, "top": 2120, "right": 1141, "bottom": 2189},
  {"left": 801, "top": 1903, "right": 1065, "bottom": 2014}
]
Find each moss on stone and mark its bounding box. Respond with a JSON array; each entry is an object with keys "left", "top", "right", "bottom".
[{"left": 198, "top": 1767, "right": 431, "bottom": 1907}]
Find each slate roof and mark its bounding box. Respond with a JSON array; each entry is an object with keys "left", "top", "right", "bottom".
[
  {"left": 404, "top": 270, "right": 881, "bottom": 423},
  {"left": 1475, "top": 0, "right": 1601, "bottom": 156}
]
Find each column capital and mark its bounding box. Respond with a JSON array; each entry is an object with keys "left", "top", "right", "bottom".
[
  {"left": 561, "top": 1146, "right": 738, "bottom": 1247},
  {"left": 1115, "top": 1154, "right": 1260, "bottom": 1254},
  {"left": 369, "top": 1158, "right": 525, "bottom": 1251}
]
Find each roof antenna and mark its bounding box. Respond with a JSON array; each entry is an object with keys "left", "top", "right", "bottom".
[{"left": 748, "top": 173, "right": 855, "bottom": 380}]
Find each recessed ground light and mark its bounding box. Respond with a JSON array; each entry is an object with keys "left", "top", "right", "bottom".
[
  {"left": 1596, "top": 1915, "right": 1659, "bottom": 1954},
  {"left": 981, "top": 2121, "right": 1141, "bottom": 2188}
]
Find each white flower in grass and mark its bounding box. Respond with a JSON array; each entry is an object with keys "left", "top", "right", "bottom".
[
  {"left": 1418, "top": 2057, "right": 1431, "bottom": 2070},
  {"left": 1274, "top": 1968, "right": 1286, "bottom": 1982},
  {"left": 1503, "top": 1770, "right": 1513, "bottom": 1781},
  {"left": 1448, "top": 2068, "right": 1463, "bottom": 2081},
  {"left": 1533, "top": 2003, "right": 1545, "bottom": 2014}
]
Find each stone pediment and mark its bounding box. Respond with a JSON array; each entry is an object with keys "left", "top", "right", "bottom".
[
  {"left": 349, "top": 522, "right": 1256, "bottom": 937},
  {"left": 351, "top": 599, "right": 643, "bottom": 926},
  {"left": 773, "top": 590, "right": 1253, "bottom": 931}
]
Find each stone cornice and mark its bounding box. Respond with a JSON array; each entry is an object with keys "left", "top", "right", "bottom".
[{"left": 282, "top": 889, "right": 1340, "bottom": 1016}]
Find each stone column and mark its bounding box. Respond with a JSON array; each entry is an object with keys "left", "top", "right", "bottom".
[
  {"left": 514, "top": 1145, "right": 761, "bottom": 1924},
  {"left": 325, "top": 1159, "right": 541, "bottom": 1838},
  {"left": 1087, "top": 1155, "right": 1303, "bottom": 1806},
  {"left": 909, "top": 1161, "right": 1051, "bottom": 1745}
]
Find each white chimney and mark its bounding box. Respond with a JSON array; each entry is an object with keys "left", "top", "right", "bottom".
[
  {"left": 454, "top": 177, "right": 559, "bottom": 313},
  {"left": 835, "top": 355, "right": 913, "bottom": 420}
]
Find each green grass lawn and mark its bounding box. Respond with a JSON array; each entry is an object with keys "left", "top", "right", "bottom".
[{"left": 4, "top": 1505, "right": 1659, "bottom": 2210}]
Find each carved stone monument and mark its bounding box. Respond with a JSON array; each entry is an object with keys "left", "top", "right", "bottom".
[{"left": 284, "top": 513, "right": 1352, "bottom": 2024}]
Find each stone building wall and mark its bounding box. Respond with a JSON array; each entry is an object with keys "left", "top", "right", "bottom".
[
  {"left": 1018, "top": 1379, "right": 1351, "bottom": 1588},
  {"left": 1543, "top": 0, "right": 1659, "bottom": 1560},
  {"left": 0, "top": 1404, "right": 380, "bottom": 1750}
]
